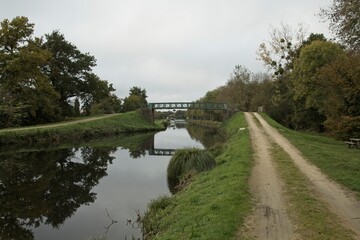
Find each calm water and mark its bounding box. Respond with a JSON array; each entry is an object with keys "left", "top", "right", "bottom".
[{"left": 0, "top": 123, "right": 222, "bottom": 240}]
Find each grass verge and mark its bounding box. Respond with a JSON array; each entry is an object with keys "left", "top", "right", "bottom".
[
  {"left": 261, "top": 113, "right": 360, "bottom": 198},
  {"left": 271, "top": 143, "right": 354, "bottom": 239},
  {"left": 142, "top": 112, "right": 253, "bottom": 239},
  {"left": 0, "top": 111, "right": 165, "bottom": 146}
]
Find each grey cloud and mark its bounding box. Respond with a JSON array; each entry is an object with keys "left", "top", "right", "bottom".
[{"left": 1, "top": 0, "right": 332, "bottom": 102}]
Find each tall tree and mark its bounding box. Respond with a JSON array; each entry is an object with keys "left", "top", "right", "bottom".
[
  {"left": 122, "top": 86, "right": 148, "bottom": 112},
  {"left": 42, "top": 30, "right": 97, "bottom": 116},
  {"left": 292, "top": 40, "right": 345, "bottom": 109},
  {"left": 291, "top": 40, "right": 346, "bottom": 130},
  {"left": 257, "top": 23, "right": 307, "bottom": 76},
  {"left": 226, "top": 65, "right": 254, "bottom": 111},
  {"left": 257, "top": 24, "right": 334, "bottom": 129},
  {"left": 82, "top": 73, "right": 122, "bottom": 115},
  {"left": 256, "top": 24, "right": 308, "bottom": 127},
  {"left": 0, "top": 17, "right": 60, "bottom": 127},
  {"left": 321, "top": 0, "right": 360, "bottom": 51},
  {"left": 316, "top": 53, "right": 360, "bottom": 137},
  {"left": 80, "top": 73, "right": 117, "bottom": 115}
]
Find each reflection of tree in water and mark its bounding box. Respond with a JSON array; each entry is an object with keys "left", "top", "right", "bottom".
[
  {"left": 119, "top": 133, "right": 155, "bottom": 159},
  {"left": 186, "top": 124, "right": 225, "bottom": 149},
  {"left": 0, "top": 146, "right": 115, "bottom": 239}
]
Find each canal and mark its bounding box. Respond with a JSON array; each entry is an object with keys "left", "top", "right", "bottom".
[{"left": 0, "top": 123, "right": 223, "bottom": 240}]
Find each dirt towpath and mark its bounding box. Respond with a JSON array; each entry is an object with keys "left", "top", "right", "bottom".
[
  {"left": 243, "top": 112, "right": 296, "bottom": 239},
  {"left": 242, "top": 112, "right": 360, "bottom": 239},
  {"left": 0, "top": 113, "right": 120, "bottom": 133},
  {"left": 252, "top": 112, "right": 360, "bottom": 236}
]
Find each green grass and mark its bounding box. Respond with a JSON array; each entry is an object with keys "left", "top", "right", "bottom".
[
  {"left": 142, "top": 112, "right": 253, "bottom": 240},
  {"left": 261, "top": 113, "right": 360, "bottom": 198},
  {"left": 271, "top": 143, "right": 354, "bottom": 239},
  {"left": 0, "top": 111, "right": 165, "bottom": 146}
]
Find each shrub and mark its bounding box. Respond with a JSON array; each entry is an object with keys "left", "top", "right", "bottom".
[{"left": 325, "top": 115, "right": 360, "bottom": 139}]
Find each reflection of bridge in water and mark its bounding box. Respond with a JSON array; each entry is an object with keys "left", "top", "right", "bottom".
[
  {"left": 147, "top": 119, "right": 191, "bottom": 156},
  {"left": 148, "top": 121, "right": 187, "bottom": 156},
  {"left": 148, "top": 148, "right": 176, "bottom": 156}
]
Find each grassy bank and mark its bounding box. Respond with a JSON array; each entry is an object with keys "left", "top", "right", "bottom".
[
  {"left": 261, "top": 113, "right": 360, "bottom": 198},
  {"left": 271, "top": 143, "right": 354, "bottom": 239},
  {"left": 0, "top": 111, "right": 165, "bottom": 146},
  {"left": 142, "top": 112, "right": 252, "bottom": 239}
]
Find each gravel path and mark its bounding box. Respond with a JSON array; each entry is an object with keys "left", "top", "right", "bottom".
[
  {"left": 253, "top": 112, "right": 360, "bottom": 237},
  {"left": 243, "top": 112, "right": 297, "bottom": 240},
  {"left": 241, "top": 112, "right": 360, "bottom": 239}
]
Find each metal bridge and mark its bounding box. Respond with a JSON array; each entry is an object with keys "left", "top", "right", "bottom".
[
  {"left": 148, "top": 102, "right": 227, "bottom": 110},
  {"left": 148, "top": 102, "right": 227, "bottom": 123},
  {"left": 148, "top": 148, "right": 176, "bottom": 156}
]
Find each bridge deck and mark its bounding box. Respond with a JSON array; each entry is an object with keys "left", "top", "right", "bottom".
[{"left": 148, "top": 102, "right": 227, "bottom": 110}]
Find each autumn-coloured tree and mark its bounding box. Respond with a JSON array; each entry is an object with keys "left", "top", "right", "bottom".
[
  {"left": 292, "top": 40, "right": 346, "bottom": 109},
  {"left": 290, "top": 40, "right": 345, "bottom": 130},
  {"left": 317, "top": 53, "right": 360, "bottom": 137},
  {"left": 0, "top": 16, "right": 61, "bottom": 127}
]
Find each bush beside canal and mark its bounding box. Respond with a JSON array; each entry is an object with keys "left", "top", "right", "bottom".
[
  {"left": 0, "top": 111, "right": 165, "bottom": 146},
  {"left": 141, "top": 112, "right": 253, "bottom": 239}
]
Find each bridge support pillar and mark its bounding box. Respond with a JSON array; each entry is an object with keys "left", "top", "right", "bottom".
[{"left": 151, "top": 108, "right": 155, "bottom": 124}]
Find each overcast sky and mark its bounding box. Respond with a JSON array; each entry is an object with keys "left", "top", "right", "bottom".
[{"left": 1, "top": 0, "right": 332, "bottom": 102}]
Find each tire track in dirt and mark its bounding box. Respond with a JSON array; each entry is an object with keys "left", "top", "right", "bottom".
[
  {"left": 243, "top": 112, "right": 296, "bottom": 240},
  {"left": 253, "top": 112, "right": 360, "bottom": 237}
]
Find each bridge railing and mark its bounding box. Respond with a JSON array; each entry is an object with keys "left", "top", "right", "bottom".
[
  {"left": 148, "top": 102, "right": 227, "bottom": 110},
  {"left": 148, "top": 148, "right": 176, "bottom": 156}
]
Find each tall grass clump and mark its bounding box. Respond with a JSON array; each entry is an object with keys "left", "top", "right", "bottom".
[
  {"left": 167, "top": 148, "right": 216, "bottom": 181},
  {"left": 167, "top": 148, "right": 217, "bottom": 193}
]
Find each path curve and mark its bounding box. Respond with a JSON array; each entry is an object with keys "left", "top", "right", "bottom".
[
  {"left": 253, "top": 112, "right": 360, "bottom": 236},
  {"left": 243, "top": 112, "right": 296, "bottom": 239},
  {"left": 0, "top": 113, "right": 121, "bottom": 133}
]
